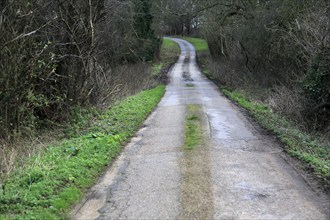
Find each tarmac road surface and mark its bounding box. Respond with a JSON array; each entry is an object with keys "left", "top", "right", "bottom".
[{"left": 71, "top": 38, "right": 329, "bottom": 220}]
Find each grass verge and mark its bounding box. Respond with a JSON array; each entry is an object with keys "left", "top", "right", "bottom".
[
  {"left": 0, "top": 85, "right": 165, "bottom": 219},
  {"left": 181, "top": 37, "right": 209, "bottom": 53},
  {"left": 152, "top": 38, "right": 180, "bottom": 75},
  {"left": 162, "top": 38, "right": 181, "bottom": 57},
  {"left": 184, "top": 105, "right": 202, "bottom": 150},
  {"left": 186, "top": 36, "right": 329, "bottom": 184}
]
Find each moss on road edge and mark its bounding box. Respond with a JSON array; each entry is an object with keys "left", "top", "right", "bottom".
[
  {"left": 180, "top": 104, "right": 213, "bottom": 219},
  {"left": 0, "top": 85, "right": 165, "bottom": 220}
]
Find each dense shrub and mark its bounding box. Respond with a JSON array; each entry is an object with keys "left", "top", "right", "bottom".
[
  {"left": 0, "top": 0, "right": 160, "bottom": 140},
  {"left": 202, "top": 0, "right": 330, "bottom": 131}
]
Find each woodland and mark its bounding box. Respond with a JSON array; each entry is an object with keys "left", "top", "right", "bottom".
[
  {"left": 0, "top": 0, "right": 329, "bottom": 218},
  {"left": 0, "top": 0, "right": 329, "bottom": 183}
]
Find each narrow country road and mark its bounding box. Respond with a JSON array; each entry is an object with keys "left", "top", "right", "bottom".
[{"left": 71, "top": 38, "right": 329, "bottom": 220}]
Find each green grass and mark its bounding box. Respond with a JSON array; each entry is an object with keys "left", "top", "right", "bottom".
[
  {"left": 151, "top": 63, "right": 163, "bottom": 76},
  {"left": 184, "top": 105, "right": 202, "bottom": 150},
  {"left": 152, "top": 38, "right": 181, "bottom": 75},
  {"left": 185, "top": 116, "right": 199, "bottom": 150},
  {"left": 0, "top": 85, "right": 165, "bottom": 219},
  {"left": 181, "top": 37, "right": 209, "bottom": 53},
  {"left": 221, "top": 87, "right": 330, "bottom": 181},
  {"left": 162, "top": 38, "right": 180, "bottom": 51}
]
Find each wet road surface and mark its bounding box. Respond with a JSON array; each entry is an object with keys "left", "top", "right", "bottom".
[{"left": 71, "top": 38, "right": 329, "bottom": 219}]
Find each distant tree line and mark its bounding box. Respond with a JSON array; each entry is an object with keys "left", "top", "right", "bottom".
[{"left": 0, "top": 0, "right": 160, "bottom": 140}]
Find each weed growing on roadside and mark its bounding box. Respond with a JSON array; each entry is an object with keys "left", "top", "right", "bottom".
[
  {"left": 181, "top": 37, "right": 209, "bottom": 53},
  {"left": 0, "top": 86, "right": 165, "bottom": 219},
  {"left": 184, "top": 105, "right": 202, "bottom": 150}
]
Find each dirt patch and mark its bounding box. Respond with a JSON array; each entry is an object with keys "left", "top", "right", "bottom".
[
  {"left": 182, "top": 57, "right": 193, "bottom": 82},
  {"left": 156, "top": 63, "right": 175, "bottom": 85},
  {"left": 180, "top": 104, "right": 213, "bottom": 219},
  {"left": 182, "top": 71, "right": 193, "bottom": 82}
]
